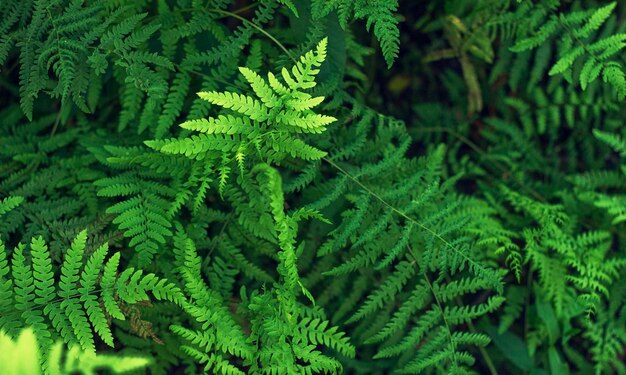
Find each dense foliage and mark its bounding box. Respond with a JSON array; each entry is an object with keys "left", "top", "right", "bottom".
[{"left": 1, "top": 0, "right": 626, "bottom": 374}]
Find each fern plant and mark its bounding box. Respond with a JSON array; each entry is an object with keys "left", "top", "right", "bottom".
[
  {"left": 310, "top": 0, "right": 400, "bottom": 68},
  {"left": 4, "top": 0, "right": 626, "bottom": 374},
  {"left": 0, "top": 230, "right": 184, "bottom": 358},
  {"left": 510, "top": 1, "right": 626, "bottom": 99},
  {"left": 146, "top": 38, "right": 333, "bottom": 179},
  {"left": 0, "top": 327, "right": 149, "bottom": 375}
]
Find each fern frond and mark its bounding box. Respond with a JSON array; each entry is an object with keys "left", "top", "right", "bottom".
[
  {"left": 0, "top": 327, "right": 150, "bottom": 375},
  {"left": 0, "top": 230, "right": 184, "bottom": 358},
  {"left": 148, "top": 38, "right": 333, "bottom": 194},
  {"left": 354, "top": 0, "right": 399, "bottom": 68},
  {"left": 511, "top": 1, "right": 626, "bottom": 98},
  {"left": 95, "top": 171, "right": 174, "bottom": 266},
  {"left": 0, "top": 196, "right": 23, "bottom": 217}
]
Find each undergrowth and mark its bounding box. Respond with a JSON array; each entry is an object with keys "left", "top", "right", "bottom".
[{"left": 1, "top": 0, "right": 626, "bottom": 374}]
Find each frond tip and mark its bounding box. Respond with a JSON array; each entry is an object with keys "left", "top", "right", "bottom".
[{"left": 147, "top": 38, "right": 333, "bottom": 190}]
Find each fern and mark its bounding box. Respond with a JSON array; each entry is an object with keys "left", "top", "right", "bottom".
[
  {"left": 147, "top": 38, "right": 333, "bottom": 196},
  {"left": 511, "top": 2, "right": 626, "bottom": 99},
  {"left": 0, "top": 327, "right": 150, "bottom": 375},
  {"left": 95, "top": 170, "right": 174, "bottom": 267},
  {"left": 1, "top": 0, "right": 173, "bottom": 120},
  {"left": 0, "top": 196, "right": 23, "bottom": 216},
  {"left": 311, "top": 0, "right": 399, "bottom": 67},
  {"left": 172, "top": 219, "right": 355, "bottom": 374},
  {"left": 4, "top": 0, "right": 626, "bottom": 374},
  {"left": 0, "top": 230, "right": 184, "bottom": 358},
  {"left": 501, "top": 186, "right": 626, "bottom": 316}
]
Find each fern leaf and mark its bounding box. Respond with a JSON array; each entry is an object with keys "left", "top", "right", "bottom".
[{"left": 354, "top": 0, "right": 400, "bottom": 68}]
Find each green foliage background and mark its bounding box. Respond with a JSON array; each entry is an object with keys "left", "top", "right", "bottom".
[{"left": 1, "top": 0, "right": 626, "bottom": 374}]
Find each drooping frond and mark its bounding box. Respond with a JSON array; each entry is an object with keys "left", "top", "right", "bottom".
[{"left": 310, "top": 0, "right": 400, "bottom": 67}]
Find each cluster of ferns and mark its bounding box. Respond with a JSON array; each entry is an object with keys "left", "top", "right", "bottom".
[{"left": 1, "top": 0, "right": 626, "bottom": 374}]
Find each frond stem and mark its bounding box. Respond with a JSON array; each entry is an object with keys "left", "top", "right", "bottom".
[
  {"left": 208, "top": 9, "right": 297, "bottom": 65},
  {"left": 322, "top": 156, "right": 495, "bottom": 279}
]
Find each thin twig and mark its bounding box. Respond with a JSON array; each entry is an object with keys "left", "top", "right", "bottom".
[
  {"left": 322, "top": 157, "right": 495, "bottom": 277},
  {"left": 208, "top": 9, "right": 297, "bottom": 65}
]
